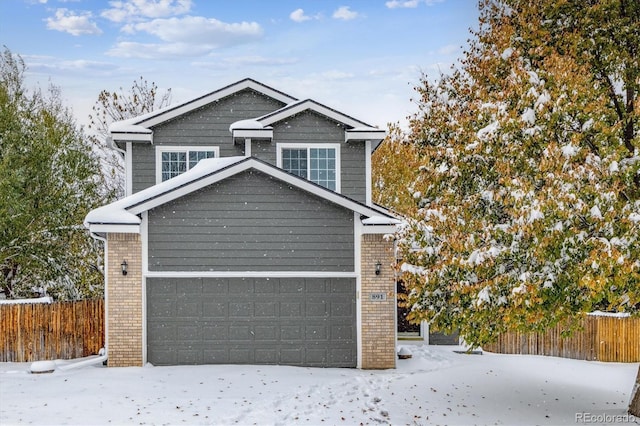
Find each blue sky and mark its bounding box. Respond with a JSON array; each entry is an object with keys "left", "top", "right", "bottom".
[{"left": 1, "top": 0, "right": 479, "bottom": 129}]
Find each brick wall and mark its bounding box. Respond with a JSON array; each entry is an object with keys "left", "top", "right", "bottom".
[
  {"left": 106, "top": 233, "right": 143, "bottom": 367},
  {"left": 360, "top": 234, "right": 396, "bottom": 369}
]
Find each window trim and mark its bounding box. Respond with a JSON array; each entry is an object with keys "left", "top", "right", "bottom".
[
  {"left": 155, "top": 146, "right": 220, "bottom": 183},
  {"left": 276, "top": 143, "right": 341, "bottom": 192}
]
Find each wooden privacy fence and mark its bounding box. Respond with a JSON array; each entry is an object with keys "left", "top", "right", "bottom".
[
  {"left": 484, "top": 314, "right": 640, "bottom": 362},
  {"left": 0, "top": 299, "right": 104, "bottom": 362}
]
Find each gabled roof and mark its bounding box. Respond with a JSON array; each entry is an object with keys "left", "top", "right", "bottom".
[
  {"left": 257, "top": 99, "right": 373, "bottom": 128},
  {"left": 109, "top": 78, "right": 298, "bottom": 137},
  {"left": 229, "top": 99, "right": 386, "bottom": 142},
  {"left": 85, "top": 156, "right": 399, "bottom": 234}
]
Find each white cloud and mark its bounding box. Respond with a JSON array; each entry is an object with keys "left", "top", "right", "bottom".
[
  {"left": 101, "top": 0, "right": 192, "bottom": 23},
  {"left": 106, "top": 41, "right": 212, "bottom": 59},
  {"left": 191, "top": 56, "right": 299, "bottom": 70},
  {"left": 45, "top": 9, "right": 102, "bottom": 36},
  {"left": 129, "top": 16, "right": 262, "bottom": 45},
  {"left": 385, "top": 0, "right": 443, "bottom": 9},
  {"left": 24, "top": 55, "right": 117, "bottom": 75},
  {"left": 289, "top": 8, "right": 311, "bottom": 22},
  {"left": 221, "top": 56, "right": 299, "bottom": 66},
  {"left": 437, "top": 44, "right": 459, "bottom": 55},
  {"left": 385, "top": 0, "right": 419, "bottom": 8},
  {"left": 321, "top": 70, "right": 354, "bottom": 80},
  {"left": 332, "top": 6, "right": 358, "bottom": 20}
]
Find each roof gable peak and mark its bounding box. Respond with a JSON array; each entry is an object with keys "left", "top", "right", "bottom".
[
  {"left": 257, "top": 99, "right": 377, "bottom": 129},
  {"left": 109, "top": 78, "right": 298, "bottom": 133}
]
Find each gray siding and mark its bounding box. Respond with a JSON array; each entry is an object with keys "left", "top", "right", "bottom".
[
  {"left": 252, "top": 111, "right": 367, "bottom": 203},
  {"left": 147, "top": 170, "right": 355, "bottom": 271},
  {"left": 340, "top": 141, "right": 367, "bottom": 203},
  {"left": 131, "top": 143, "right": 155, "bottom": 194},
  {"left": 131, "top": 90, "right": 286, "bottom": 193},
  {"left": 146, "top": 277, "right": 357, "bottom": 367}
]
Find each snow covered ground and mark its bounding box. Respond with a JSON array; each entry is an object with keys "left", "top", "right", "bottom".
[{"left": 1, "top": 343, "right": 637, "bottom": 425}]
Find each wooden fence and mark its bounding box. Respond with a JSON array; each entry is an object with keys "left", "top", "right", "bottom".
[
  {"left": 484, "top": 314, "right": 640, "bottom": 362},
  {"left": 0, "top": 299, "right": 104, "bottom": 362}
]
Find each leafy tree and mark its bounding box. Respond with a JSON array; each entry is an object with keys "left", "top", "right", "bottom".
[
  {"left": 375, "top": 0, "right": 639, "bottom": 412},
  {"left": 88, "top": 77, "right": 171, "bottom": 198},
  {"left": 0, "top": 47, "right": 106, "bottom": 300},
  {"left": 372, "top": 124, "right": 425, "bottom": 214},
  {"left": 387, "top": 0, "right": 640, "bottom": 340}
]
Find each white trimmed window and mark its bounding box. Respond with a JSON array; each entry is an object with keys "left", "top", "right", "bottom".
[
  {"left": 276, "top": 143, "right": 340, "bottom": 191},
  {"left": 156, "top": 146, "right": 220, "bottom": 183}
]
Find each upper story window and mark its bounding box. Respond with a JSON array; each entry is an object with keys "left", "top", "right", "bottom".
[
  {"left": 277, "top": 143, "right": 340, "bottom": 191},
  {"left": 156, "top": 146, "right": 220, "bottom": 183}
]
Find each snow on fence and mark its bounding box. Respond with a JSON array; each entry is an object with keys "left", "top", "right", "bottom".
[
  {"left": 483, "top": 314, "right": 640, "bottom": 362},
  {"left": 0, "top": 299, "right": 104, "bottom": 362}
]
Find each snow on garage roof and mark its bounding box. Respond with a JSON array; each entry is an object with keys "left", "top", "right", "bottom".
[{"left": 85, "top": 156, "right": 398, "bottom": 234}]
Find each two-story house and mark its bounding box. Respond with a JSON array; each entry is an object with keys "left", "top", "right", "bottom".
[{"left": 85, "top": 78, "right": 399, "bottom": 369}]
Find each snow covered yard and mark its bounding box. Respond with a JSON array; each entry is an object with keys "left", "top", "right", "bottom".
[{"left": 1, "top": 344, "right": 637, "bottom": 425}]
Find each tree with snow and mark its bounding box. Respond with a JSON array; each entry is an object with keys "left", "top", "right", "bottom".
[
  {"left": 373, "top": 0, "right": 639, "bottom": 414},
  {"left": 0, "top": 48, "right": 106, "bottom": 300},
  {"left": 88, "top": 76, "right": 172, "bottom": 199}
]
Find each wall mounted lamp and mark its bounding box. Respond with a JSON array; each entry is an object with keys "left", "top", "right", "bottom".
[
  {"left": 121, "top": 259, "right": 128, "bottom": 276},
  {"left": 375, "top": 261, "right": 382, "bottom": 275}
]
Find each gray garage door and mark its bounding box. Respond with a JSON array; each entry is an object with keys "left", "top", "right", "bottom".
[{"left": 147, "top": 277, "right": 357, "bottom": 367}]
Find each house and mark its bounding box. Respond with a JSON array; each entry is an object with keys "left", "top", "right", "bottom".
[{"left": 84, "top": 78, "right": 399, "bottom": 369}]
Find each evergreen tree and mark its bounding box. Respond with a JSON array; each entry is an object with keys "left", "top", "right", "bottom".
[{"left": 0, "top": 48, "right": 106, "bottom": 300}]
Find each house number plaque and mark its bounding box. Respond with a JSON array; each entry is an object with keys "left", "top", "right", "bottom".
[{"left": 369, "top": 292, "right": 387, "bottom": 301}]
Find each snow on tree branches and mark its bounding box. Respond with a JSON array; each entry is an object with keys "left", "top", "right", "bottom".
[{"left": 374, "top": 0, "right": 639, "bottom": 349}]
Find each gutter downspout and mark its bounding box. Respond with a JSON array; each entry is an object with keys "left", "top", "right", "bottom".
[
  {"left": 106, "top": 135, "right": 126, "bottom": 157},
  {"left": 106, "top": 136, "right": 132, "bottom": 196}
]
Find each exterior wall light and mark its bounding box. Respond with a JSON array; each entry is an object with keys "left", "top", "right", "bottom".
[
  {"left": 375, "top": 261, "right": 382, "bottom": 275},
  {"left": 121, "top": 259, "right": 128, "bottom": 276}
]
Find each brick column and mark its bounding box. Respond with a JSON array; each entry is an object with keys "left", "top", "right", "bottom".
[
  {"left": 106, "top": 233, "right": 143, "bottom": 367},
  {"left": 360, "top": 234, "right": 396, "bottom": 369}
]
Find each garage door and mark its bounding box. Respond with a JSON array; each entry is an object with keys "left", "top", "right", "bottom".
[{"left": 146, "top": 277, "right": 357, "bottom": 367}]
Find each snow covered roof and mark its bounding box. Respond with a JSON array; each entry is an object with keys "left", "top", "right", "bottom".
[
  {"left": 229, "top": 98, "right": 386, "bottom": 142},
  {"left": 257, "top": 99, "right": 373, "bottom": 128},
  {"left": 362, "top": 216, "right": 400, "bottom": 226},
  {"left": 109, "top": 78, "right": 298, "bottom": 142},
  {"left": 109, "top": 78, "right": 386, "bottom": 144},
  {"left": 85, "top": 156, "right": 399, "bottom": 234},
  {"left": 85, "top": 156, "right": 245, "bottom": 229}
]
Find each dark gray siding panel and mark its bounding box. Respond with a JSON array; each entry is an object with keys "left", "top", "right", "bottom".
[
  {"left": 131, "top": 90, "right": 286, "bottom": 193},
  {"left": 131, "top": 143, "right": 155, "bottom": 194},
  {"left": 147, "top": 170, "right": 355, "bottom": 271},
  {"left": 251, "top": 140, "right": 276, "bottom": 164},
  {"left": 254, "top": 111, "right": 367, "bottom": 203},
  {"left": 341, "top": 141, "right": 366, "bottom": 203},
  {"left": 146, "top": 277, "right": 357, "bottom": 367}
]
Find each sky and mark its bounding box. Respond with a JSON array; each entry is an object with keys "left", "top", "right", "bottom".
[{"left": 0, "top": 0, "right": 480, "bottom": 130}]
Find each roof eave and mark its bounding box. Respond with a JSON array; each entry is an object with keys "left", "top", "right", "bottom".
[
  {"left": 111, "top": 131, "right": 153, "bottom": 143},
  {"left": 88, "top": 223, "right": 141, "bottom": 234},
  {"left": 231, "top": 128, "right": 274, "bottom": 140},
  {"left": 345, "top": 129, "right": 386, "bottom": 142}
]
